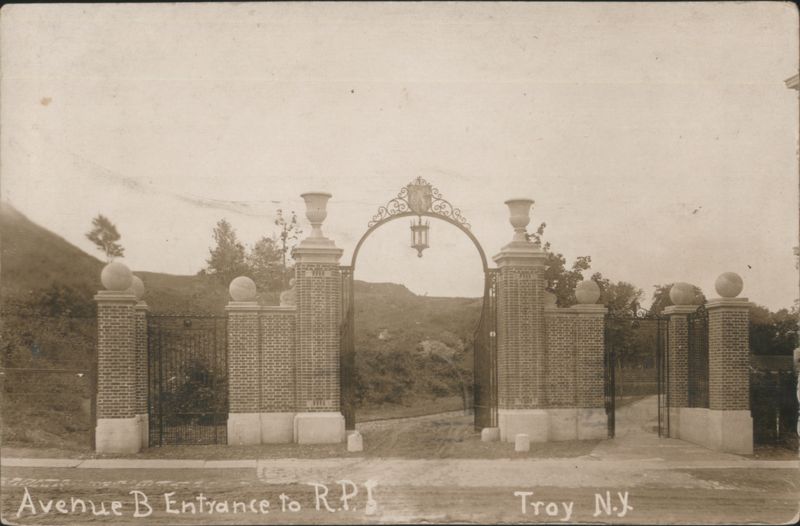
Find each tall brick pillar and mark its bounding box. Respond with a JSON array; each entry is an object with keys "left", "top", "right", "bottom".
[
  {"left": 494, "top": 199, "right": 549, "bottom": 442},
  {"left": 572, "top": 284, "right": 608, "bottom": 440},
  {"left": 132, "top": 276, "right": 149, "bottom": 448},
  {"left": 663, "top": 283, "right": 697, "bottom": 439},
  {"left": 225, "top": 276, "right": 261, "bottom": 445},
  {"left": 706, "top": 272, "right": 752, "bottom": 454},
  {"left": 94, "top": 262, "right": 141, "bottom": 453},
  {"left": 292, "top": 192, "right": 345, "bottom": 444}
]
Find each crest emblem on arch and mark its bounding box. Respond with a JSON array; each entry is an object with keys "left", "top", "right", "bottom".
[{"left": 407, "top": 178, "right": 432, "bottom": 215}]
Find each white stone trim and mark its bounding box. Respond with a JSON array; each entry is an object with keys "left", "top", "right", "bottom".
[{"left": 705, "top": 297, "right": 751, "bottom": 310}]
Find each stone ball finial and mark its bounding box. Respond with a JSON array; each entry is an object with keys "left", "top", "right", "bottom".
[
  {"left": 669, "top": 282, "right": 695, "bottom": 306},
  {"left": 229, "top": 276, "right": 257, "bottom": 302},
  {"left": 715, "top": 272, "right": 743, "bottom": 298},
  {"left": 101, "top": 261, "right": 133, "bottom": 291},
  {"left": 544, "top": 291, "right": 557, "bottom": 307},
  {"left": 575, "top": 280, "right": 601, "bottom": 304},
  {"left": 126, "top": 275, "right": 145, "bottom": 300}
]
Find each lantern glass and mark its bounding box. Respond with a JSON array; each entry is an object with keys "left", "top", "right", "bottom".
[{"left": 410, "top": 218, "right": 429, "bottom": 257}]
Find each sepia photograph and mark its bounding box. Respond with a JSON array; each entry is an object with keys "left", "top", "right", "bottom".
[{"left": 0, "top": 2, "right": 798, "bottom": 524}]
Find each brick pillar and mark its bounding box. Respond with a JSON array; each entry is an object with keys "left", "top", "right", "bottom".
[
  {"left": 493, "top": 199, "right": 548, "bottom": 442},
  {"left": 292, "top": 192, "right": 345, "bottom": 444},
  {"left": 226, "top": 298, "right": 261, "bottom": 445},
  {"left": 134, "top": 301, "right": 149, "bottom": 448},
  {"left": 94, "top": 284, "right": 141, "bottom": 453},
  {"left": 706, "top": 297, "right": 752, "bottom": 454},
  {"left": 572, "top": 303, "right": 607, "bottom": 439},
  {"left": 259, "top": 306, "right": 297, "bottom": 443},
  {"left": 663, "top": 305, "right": 696, "bottom": 439}
]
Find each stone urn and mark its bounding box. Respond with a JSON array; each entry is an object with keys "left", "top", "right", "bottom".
[
  {"left": 301, "top": 192, "right": 332, "bottom": 239},
  {"left": 504, "top": 198, "right": 534, "bottom": 243},
  {"left": 280, "top": 278, "right": 297, "bottom": 307}
]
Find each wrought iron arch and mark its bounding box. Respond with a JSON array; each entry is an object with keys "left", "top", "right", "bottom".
[
  {"left": 348, "top": 177, "right": 489, "bottom": 272},
  {"left": 340, "top": 177, "right": 498, "bottom": 431}
]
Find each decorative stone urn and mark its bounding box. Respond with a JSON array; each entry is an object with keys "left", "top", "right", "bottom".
[
  {"left": 669, "top": 282, "right": 695, "bottom": 306},
  {"left": 101, "top": 261, "right": 133, "bottom": 291},
  {"left": 280, "top": 278, "right": 297, "bottom": 307},
  {"left": 575, "top": 280, "right": 601, "bottom": 304},
  {"left": 301, "top": 192, "right": 332, "bottom": 240},
  {"left": 504, "top": 198, "right": 534, "bottom": 243},
  {"left": 715, "top": 272, "right": 743, "bottom": 298},
  {"left": 229, "top": 276, "right": 257, "bottom": 302}
]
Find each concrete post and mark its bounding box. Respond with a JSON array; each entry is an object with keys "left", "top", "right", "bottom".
[
  {"left": 292, "top": 192, "right": 345, "bottom": 444},
  {"left": 134, "top": 300, "right": 149, "bottom": 448},
  {"left": 94, "top": 262, "right": 141, "bottom": 453},
  {"left": 493, "top": 199, "right": 548, "bottom": 442},
  {"left": 225, "top": 276, "right": 261, "bottom": 445},
  {"left": 663, "top": 303, "right": 697, "bottom": 439}
]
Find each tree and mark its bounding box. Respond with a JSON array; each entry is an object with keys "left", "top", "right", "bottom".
[
  {"left": 85, "top": 214, "right": 124, "bottom": 261},
  {"left": 204, "top": 219, "right": 247, "bottom": 285},
  {"left": 246, "top": 236, "right": 284, "bottom": 293},
  {"left": 274, "top": 209, "right": 302, "bottom": 283},
  {"left": 532, "top": 222, "right": 593, "bottom": 307},
  {"left": 750, "top": 305, "right": 798, "bottom": 356}
]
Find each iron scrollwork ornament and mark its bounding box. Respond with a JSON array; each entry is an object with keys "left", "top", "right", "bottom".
[{"left": 368, "top": 176, "right": 472, "bottom": 229}]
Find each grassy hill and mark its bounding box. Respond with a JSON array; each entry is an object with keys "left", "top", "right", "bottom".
[{"left": 0, "top": 202, "right": 482, "bottom": 448}]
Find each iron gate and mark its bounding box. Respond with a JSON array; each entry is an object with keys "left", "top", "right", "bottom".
[
  {"left": 147, "top": 315, "right": 228, "bottom": 446},
  {"left": 473, "top": 269, "right": 499, "bottom": 429},
  {"left": 605, "top": 309, "right": 669, "bottom": 438}
]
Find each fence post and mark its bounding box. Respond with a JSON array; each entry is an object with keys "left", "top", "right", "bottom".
[{"left": 663, "top": 283, "right": 698, "bottom": 439}]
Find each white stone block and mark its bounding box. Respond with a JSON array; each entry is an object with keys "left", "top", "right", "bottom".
[
  {"left": 514, "top": 433, "right": 530, "bottom": 452},
  {"left": 260, "top": 413, "right": 295, "bottom": 443},
  {"left": 96, "top": 417, "right": 141, "bottom": 454},
  {"left": 137, "top": 414, "right": 149, "bottom": 448},
  {"left": 294, "top": 412, "right": 345, "bottom": 444},
  {"left": 480, "top": 427, "right": 500, "bottom": 442},
  {"left": 498, "top": 409, "right": 548, "bottom": 442},
  {"left": 678, "top": 407, "right": 708, "bottom": 446},
  {"left": 347, "top": 431, "right": 363, "bottom": 452},
  {"left": 707, "top": 409, "right": 753, "bottom": 455},
  {"left": 227, "top": 413, "right": 261, "bottom": 445}
]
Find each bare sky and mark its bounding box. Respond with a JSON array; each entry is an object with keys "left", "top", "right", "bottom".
[{"left": 2, "top": 2, "right": 798, "bottom": 310}]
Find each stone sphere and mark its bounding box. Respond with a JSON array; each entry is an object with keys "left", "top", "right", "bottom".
[
  {"left": 715, "top": 272, "right": 743, "bottom": 298},
  {"left": 544, "top": 291, "right": 557, "bottom": 306},
  {"left": 575, "top": 280, "right": 601, "bottom": 304},
  {"left": 229, "top": 276, "right": 257, "bottom": 301},
  {"left": 669, "top": 282, "right": 695, "bottom": 306},
  {"left": 100, "top": 261, "right": 133, "bottom": 291},
  {"left": 126, "top": 275, "right": 145, "bottom": 300}
]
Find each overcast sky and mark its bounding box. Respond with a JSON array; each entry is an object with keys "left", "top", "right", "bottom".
[{"left": 2, "top": 3, "right": 798, "bottom": 310}]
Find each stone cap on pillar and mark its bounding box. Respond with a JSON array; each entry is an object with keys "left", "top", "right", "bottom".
[
  {"left": 225, "top": 301, "right": 261, "bottom": 312},
  {"left": 293, "top": 243, "right": 344, "bottom": 264},
  {"left": 570, "top": 304, "right": 607, "bottom": 315},
  {"left": 705, "top": 297, "right": 751, "bottom": 310},
  {"left": 663, "top": 305, "right": 699, "bottom": 316},
  {"left": 94, "top": 290, "right": 138, "bottom": 304},
  {"left": 492, "top": 242, "right": 547, "bottom": 268}
]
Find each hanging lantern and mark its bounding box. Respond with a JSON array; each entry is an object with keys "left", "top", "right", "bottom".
[{"left": 410, "top": 217, "right": 429, "bottom": 257}]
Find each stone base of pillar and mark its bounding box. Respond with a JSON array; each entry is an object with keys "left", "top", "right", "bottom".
[
  {"left": 136, "top": 414, "right": 149, "bottom": 448},
  {"left": 261, "top": 412, "right": 295, "bottom": 443},
  {"left": 227, "top": 413, "right": 261, "bottom": 445},
  {"left": 577, "top": 408, "right": 607, "bottom": 440},
  {"left": 669, "top": 407, "right": 681, "bottom": 439},
  {"left": 293, "top": 412, "right": 345, "bottom": 444},
  {"left": 96, "top": 417, "right": 142, "bottom": 454},
  {"left": 546, "top": 409, "right": 578, "bottom": 441},
  {"left": 498, "top": 409, "right": 548, "bottom": 442},
  {"left": 675, "top": 408, "right": 753, "bottom": 455}
]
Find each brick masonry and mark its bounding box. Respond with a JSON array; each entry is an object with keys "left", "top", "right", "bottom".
[
  {"left": 544, "top": 310, "right": 576, "bottom": 407},
  {"left": 134, "top": 304, "right": 148, "bottom": 416},
  {"left": 295, "top": 262, "right": 342, "bottom": 412},
  {"left": 573, "top": 310, "right": 605, "bottom": 408},
  {"left": 96, "top": 295, "right": 137, "bottom": 419},
  {"left": 227, "top": 309, "right": 261, "bottom": 413},
  {"left": 497, "top": 266, "right": 544, "bottom": 409},
  {"left": 260, "top": 309, "right": 296, "bottom": 412},
  {"left": 667, "top": 313, "right": 690, "bottom": 408},
  {"left": 707, "top": 302, "right": 750, "bottom": 411}
]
